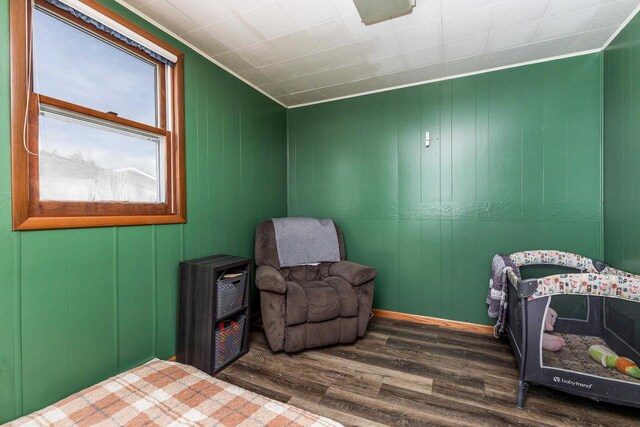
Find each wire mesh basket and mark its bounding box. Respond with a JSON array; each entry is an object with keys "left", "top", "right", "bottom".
[
  {"left": 216, "top": 270, "right": 247, "bottom": 318},
  {"left": 213, "top": 315, "right": 246, "bottom": 370}
]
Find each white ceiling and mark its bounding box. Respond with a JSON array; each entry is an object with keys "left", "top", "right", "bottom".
[{"left": 119, "top": 0, "right": 640, "bottom": 107}]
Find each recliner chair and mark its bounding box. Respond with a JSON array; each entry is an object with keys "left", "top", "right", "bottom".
[{"left": 254, "top": 219, "right": 376, "bottom": 353}]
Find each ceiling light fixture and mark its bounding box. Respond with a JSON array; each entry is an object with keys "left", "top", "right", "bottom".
[{"left": 352, "top": 0, "right": 416, "bottom": 25}]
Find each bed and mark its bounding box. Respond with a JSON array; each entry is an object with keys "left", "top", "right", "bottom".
[
  {"left": 8, "top": 359, "right": 342, "bottom": 426},
  {"left": 496, "top": 250, "right": 640, "bottom": 409}
]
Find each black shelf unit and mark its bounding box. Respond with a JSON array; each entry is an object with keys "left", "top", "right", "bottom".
[{"left": 177, "top": 254, "right": 251, "bottom": 375}]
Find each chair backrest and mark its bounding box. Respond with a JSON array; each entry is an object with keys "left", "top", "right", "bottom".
[{"left": 255, "top": 219, "right": 345, "bottom": 270}]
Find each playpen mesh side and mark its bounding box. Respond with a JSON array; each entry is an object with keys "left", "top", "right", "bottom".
[
  {"left": 542, "top": 333, "right": 640, "bottom": 384},
  {"left": 605, "top": 298, "right": 640, "bottom": 353}
]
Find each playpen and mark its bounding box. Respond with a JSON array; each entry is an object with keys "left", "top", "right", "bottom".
[{"left": 500, "top": 251, "right": 640, "bottom": 408}]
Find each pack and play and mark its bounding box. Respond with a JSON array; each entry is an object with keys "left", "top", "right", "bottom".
[{"left": 488, "top": 250, "right": 640, "bottom": 409}]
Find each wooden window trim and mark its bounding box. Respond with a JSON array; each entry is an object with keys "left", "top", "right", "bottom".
[
  {"left": 28, "top": 95, "right": 174, "bottom": 217},
  {"left": 10, "top": 0, "right": 186, "bottom": 230}
]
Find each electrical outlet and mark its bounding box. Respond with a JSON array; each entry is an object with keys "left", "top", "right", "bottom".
[{"left": 425, "top": 131, "right": 431, "bottom": 147}]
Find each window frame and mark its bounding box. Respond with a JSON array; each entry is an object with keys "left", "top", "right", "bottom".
[{"left": 10, "top": 0, "right": 186, "bottom": 230}]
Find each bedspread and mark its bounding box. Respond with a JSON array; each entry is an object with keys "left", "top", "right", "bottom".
[{"left": 8, "top": 359, "right": 342, "bottom": 427}]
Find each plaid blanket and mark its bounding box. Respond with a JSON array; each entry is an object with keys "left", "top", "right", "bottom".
[{"left": 8, "top": 359, "right": 342, "bottom": 427}]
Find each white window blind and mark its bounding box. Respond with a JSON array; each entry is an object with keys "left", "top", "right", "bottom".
[{"left": 54, "top": 0, "right": 178, "bottom": 63}]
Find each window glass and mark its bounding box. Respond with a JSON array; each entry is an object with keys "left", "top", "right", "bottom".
[
  {"left": 38, "top": 107, "right": 165, "bottom": 203},
  {"left": 32, "top": 7, "right": 158, "bottom": 126}
]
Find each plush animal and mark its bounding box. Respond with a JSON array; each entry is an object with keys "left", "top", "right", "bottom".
[
  {"left": 542, "top": 333, "right": 566, "bottom": 352},
  {"left": 616, "top": 357, "right": 640, "bottom": 379},
  {"left": 588, "top": 345, "right": 618, "bottom": 368},
  {"left": 544, "top": 307, "right": 558, "bottom": 331},
  {"left": 588, "top": 345, "right": 640, "bottom": 379},
  {"left": 541, "top": 307, "right": 565, "bottom": 352}
]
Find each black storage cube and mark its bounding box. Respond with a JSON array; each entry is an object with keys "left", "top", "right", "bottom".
[{"left": 177, "top": 254, "right": 251, "bottom": 375}]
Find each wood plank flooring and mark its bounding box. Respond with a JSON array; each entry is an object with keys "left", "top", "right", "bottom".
[{"left": 216, "top": 317, "right": 640, "bottom": 426}]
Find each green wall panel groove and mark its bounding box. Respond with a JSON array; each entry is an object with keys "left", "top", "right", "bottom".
[
  {"left": 288, "top": 54, "right": 604, "bottom": 326},
  {"left": 0, "top": 0, "right": 287, "bottom": 422}
]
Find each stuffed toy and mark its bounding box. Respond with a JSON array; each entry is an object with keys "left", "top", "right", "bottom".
[
  {"left": 588, "top": 345, "right": 618, "bottom": 368},
  {"left": 544, "top": 307, "right": 558, "bottom": 331},
  {"left": 589, "top": 345, "right": 640, "bottom": 379},
  {"left": 616, "top": 357, "right": 640, "bottom": 379},
  {"left": 542, "top": 307, "right": 566, "bottom": 352},
  {"left": 542, "top": 333, "right": 566, "bottom": 352}
]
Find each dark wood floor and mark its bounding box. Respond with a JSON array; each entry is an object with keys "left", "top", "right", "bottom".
[{"left": 217, "top": 317, "right": 640, "bottom": 427}]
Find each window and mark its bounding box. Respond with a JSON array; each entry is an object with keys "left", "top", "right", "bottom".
[{"left": 10, "top": 0, "right": 185, "bottom": 230}]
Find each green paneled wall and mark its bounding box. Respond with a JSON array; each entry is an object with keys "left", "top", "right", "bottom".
[
  {"left": 0, "top": 0, "right": 287, "bottom": 422},
  {"left": 604, "top": 11, "right": 640, "bottom": 274},
  {"left": 288, "top": 54, "right": 603, "bottom": 325}
]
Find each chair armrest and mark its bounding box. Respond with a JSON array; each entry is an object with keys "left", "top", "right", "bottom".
[
  {"left": 256, "top": 266, "right": 287, "bottom": 294},
  {"left": 329, "top": 261, "right": 377, "bottom": 286}
]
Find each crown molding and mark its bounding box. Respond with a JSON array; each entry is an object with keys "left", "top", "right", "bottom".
[{"left": 289, "top": 48, "right": 601, "bottom": 109}]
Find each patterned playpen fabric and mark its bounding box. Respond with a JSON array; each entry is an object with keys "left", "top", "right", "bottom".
[
  {"left": 531, "top": 273, "right": 640, "bottom": 303},
  {"left": 508, "top": 251, "right": 640, "bottom": 302},
  {"left": 509, "top": 250, "right": 602, "bottom": 273},
  {"left": 8, "top": 359, "right": 343, "bottom": 427}
]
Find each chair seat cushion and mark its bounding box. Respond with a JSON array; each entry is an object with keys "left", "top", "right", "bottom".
[
  {"left": 285, "top": 280, "right": 345, "bottom": 325},
  {"left": 301, "top": 281, "right": 342, "bottom": 323},
  {"left": 323, "top": 276, "right": 358, "bottom": 317}
]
